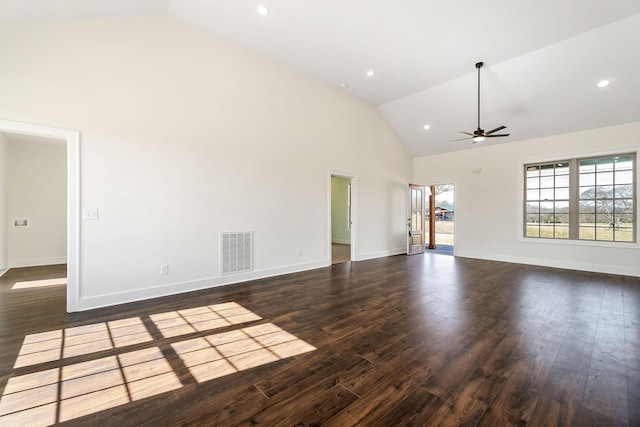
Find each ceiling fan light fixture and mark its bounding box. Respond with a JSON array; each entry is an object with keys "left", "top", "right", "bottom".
[
  {"left": 473, "top": 136, "right": 485, "bottom": 143},
  {"left": 597, "top": 80, "right": 610, "bottom": 88}
]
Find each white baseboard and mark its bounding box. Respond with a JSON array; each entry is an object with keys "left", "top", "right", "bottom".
[
  {"left": 357, "top": 247, "right": 406, "bottom": 261},
  {"left": 77, "top": 245, "right": 413, "bottom": 311},
  {"left": 456, "top": 250, "right": 640, "bottom": 278},
  {"left": 77, "top": 259, "right": 329, "bottom": 312},
  {"left": 0, "top": 268, "right": 8, "bottom": 278},
  {"left": 9, "top": 257, "right": 67, "bottom": 268},
  {"left": 331, "top": 239, "right": 351, "bottom": 245}
]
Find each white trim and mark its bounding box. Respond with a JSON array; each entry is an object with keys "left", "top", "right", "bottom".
[
  {"left": 358, "top": 248, "right": 406, "bottom": 261},
  {"left": 518, "top": 236, "right": 640, "bottom": 249},
  {"left": 328, "top": 171, "right": 358, "bottom": 262},
  {"left": 331, "top": 239, "right": 351, "bottom": 245},
  {"left": 519, "top": 145, "right": 640, "bottom": 167},
  {"left": 0, "top": 268, "right": 8, "bottom": 278},
  {"left": 9, "top": 257, "right": 67, "bottom": 268},
  {"left": 518, "top": 146, "right": 639, "bottom": 245},
  {"left": 457, "top": 250, "right": 640, "bottom": 278},
  {"left": 414, "top": 181, "right": 457, "bottom": 256},
  {"left": 0, "top": 119, "right": 80, "bottom": 312},
  {"left": 77, "top": 260, "right": 328, "bottom": 311}
]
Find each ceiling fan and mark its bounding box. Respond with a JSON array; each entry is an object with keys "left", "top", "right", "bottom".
[{"left": 453, "top": 61, "right": 509, "bottom": 143}]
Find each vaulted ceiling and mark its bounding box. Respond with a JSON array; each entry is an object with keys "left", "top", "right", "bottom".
[{"left": 2, "top": 0, "right": 639, "bottom": 156}]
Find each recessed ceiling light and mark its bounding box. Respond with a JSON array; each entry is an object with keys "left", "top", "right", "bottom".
[
  {"left": 256, "top": 4, "right": 269, "bottom": 15},
  {"left": 597, "top": 80, "right": 610, "bottom": 88},
  {"left": 366, "top": 70, "right": 375, "bottom": 77},
  {"left": 423, "top": 124, "right": 430, "bottom": 130},
  {"left": 340, "top": 83, "right": 349, "bottom": 89}
]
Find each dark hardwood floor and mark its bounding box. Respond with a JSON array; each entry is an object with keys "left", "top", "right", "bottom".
[{"left": 0, "top": 254, "right": 639, "bottom": 426}]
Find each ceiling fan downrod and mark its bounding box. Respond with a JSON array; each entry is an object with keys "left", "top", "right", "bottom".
[
  {"left": 476, "top": 61, "right": 483, "bottom": 132},
  {"left": 450, "top": 61, "right": 509, "bottom": 143}
]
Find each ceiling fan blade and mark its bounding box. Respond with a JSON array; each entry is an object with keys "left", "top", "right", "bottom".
[
  {"left": 486, "top": 134, "right": 510, "bottom": 138},
  {"left": 485, "top": 126, "right": 506, "bottom": 135},
  {"left": 459, "top": 131, "right": 475, "bottom": 136},
  {"left": 449, "top": 136, "right": 473, "bottom": 142}
]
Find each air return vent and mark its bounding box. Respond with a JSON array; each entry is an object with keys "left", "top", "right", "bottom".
[{"left": 220, "top": 231, "right": 253, "bottom": 275}]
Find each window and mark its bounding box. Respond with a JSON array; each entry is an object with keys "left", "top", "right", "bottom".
[
  {"left": 524, "top": 154, "right": 636, "bottom": 243},
  {"left": 578, "top": 155, "right": 634, "bottom": 242},
  {"left": 525, "top": 162, "right": 570, "bottom": 239}
]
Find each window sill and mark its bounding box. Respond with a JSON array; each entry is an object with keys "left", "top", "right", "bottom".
[{"left": 518, "top": 236, "right": 640, "bottom": 249}]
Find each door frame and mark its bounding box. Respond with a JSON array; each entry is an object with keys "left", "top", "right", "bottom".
[
  {"left": 426, "top": 181, "right": 457, "bottom": 255},
  {"left": 327, "top": 171, "right": 357, "bottom": 263},
  {"left": 0, "top": 119, "right": 80, "bottom": 313}
]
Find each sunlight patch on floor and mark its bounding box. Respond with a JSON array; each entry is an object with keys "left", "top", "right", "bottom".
[
  {"left": 14, "top": 317, "right": 153, "bottom": 368},
  {"left": 172, "top": 323, "right": 316, "bottom": 383},
  {"left": 0, "top": 347, "right": 182, "bottom": 425},
  {"left": 1, "top": 302, "right": 315, "bottom": 426},
  {"left": 150, "top": 302, "right": 262, "bottom": 338},
  {"left": 12, "top": 278, "right": 67, "bottom": 290}
]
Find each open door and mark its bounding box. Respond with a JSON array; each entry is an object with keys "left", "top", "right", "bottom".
[{"left": 407, "top": 184, "right": 428, "bottom": 255}]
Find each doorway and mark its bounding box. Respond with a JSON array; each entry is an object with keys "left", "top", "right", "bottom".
[
  {"left": 426, "top": 183, "right": 455, "bottom": 255},
  {"left": 329, "top": 173, "right": 356, "bottom": 264},
  {"left": 0, "top": 119, "right": 79, "bottom": 312}
]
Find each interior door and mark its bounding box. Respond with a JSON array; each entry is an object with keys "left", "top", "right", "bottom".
[{"left": 407, "top": 184, "right": 426, "bottom": 255}]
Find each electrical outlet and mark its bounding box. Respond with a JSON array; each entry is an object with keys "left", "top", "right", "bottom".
[
  {"left": 83, "top": 209, "right": 99, "bottom": 220},
  {"left": 160, "top": 264, "right": 169, "bottom": 275}
]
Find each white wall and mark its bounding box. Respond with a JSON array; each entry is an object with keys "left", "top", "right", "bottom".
[
  {"left": 0, "top": 16, "right": 412, "bottom": 310},
  {"left": 331, "top": 176, "right": 351, "bottom": 244},
  {"left": 0, "top": 133, "right": 8, "bottom": 276},
  {"left": 7, "top": 139, "right": 67, "bottom": 267},
  {"left": 414, "top": 121, "right": 640, "bottom": 277}
]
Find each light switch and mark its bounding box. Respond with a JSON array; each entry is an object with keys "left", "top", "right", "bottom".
[{"left": 83, "top": 209, "right": 99, "bottom": 220}]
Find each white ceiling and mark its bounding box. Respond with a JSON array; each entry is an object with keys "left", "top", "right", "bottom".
[{"left": 2, "top": 0, "right": 640, "bottom": 156}]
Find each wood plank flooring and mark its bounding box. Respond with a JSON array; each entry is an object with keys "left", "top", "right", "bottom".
[
  {"left": 331, "top": 243, "right": 351, "bottom": 264},
  {"left": 0, "top": 254, "right": 639, "bottom": 426}
]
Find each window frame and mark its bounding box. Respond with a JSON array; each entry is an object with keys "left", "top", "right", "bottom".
[
  {"left": 520, "top": 150, "right": 638, "bottom": 247},
  {"left": 524, "top": 161, "right": 571, "bottom": 239}
]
